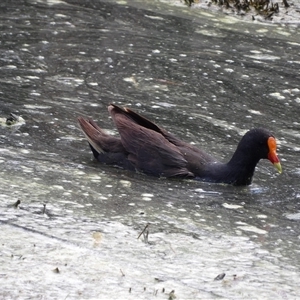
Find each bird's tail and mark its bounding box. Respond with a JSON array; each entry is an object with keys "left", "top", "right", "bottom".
[{"left": 77, "top": 117, "right": 109, "bottom": 155}]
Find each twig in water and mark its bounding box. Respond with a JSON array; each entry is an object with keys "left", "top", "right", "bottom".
[
  {"left": 137, "top": 223, "right": 150, "bottom": 243},
  {"left": 13, "top": 199, "right": 21, "bottom": 208},
  {"left": 169, "top": 290, "right": 176, "bottom": 300},
  {"left": 283, "top": 0, "right": 290, "bottom": 8}
]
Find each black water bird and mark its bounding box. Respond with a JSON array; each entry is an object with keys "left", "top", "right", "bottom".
[{"left": 78, "top": 104, "right": 281, "bottom": 185}]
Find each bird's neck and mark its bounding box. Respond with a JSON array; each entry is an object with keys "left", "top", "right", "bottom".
[{"left": 226, "top": 149, "right": 261, "bottom": 185}]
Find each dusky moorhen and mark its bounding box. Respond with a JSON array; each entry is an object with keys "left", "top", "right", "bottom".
[{"left": 78, "top": 104, "right": 282, "bottom": 185}]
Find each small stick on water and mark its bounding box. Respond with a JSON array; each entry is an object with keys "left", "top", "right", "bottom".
[
  {"left": 13, "top": 199, "right": 21, "bottom": 208},
  {"left": 42, "top": 203, "right": 46, "bottom": 214},
  {"left": 283, "top": 0, "right": 290, "bottom": 8},
  {"left": 120, "top": 269, "right": 125, "bottom": 277},
  {"left": 137, "top": 223, "right": 150, "bottom": 240},
  {"left": 169, "top": 290, "right": 176, "bottom": 300}
]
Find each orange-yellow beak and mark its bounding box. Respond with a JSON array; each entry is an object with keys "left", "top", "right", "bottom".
[{"left": 267, "top": 137, "right": 282, "bottom": 174}]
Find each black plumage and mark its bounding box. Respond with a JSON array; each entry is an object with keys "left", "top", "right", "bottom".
[{"left": 78, "top": 104, "right": 281, "bottom": 185}]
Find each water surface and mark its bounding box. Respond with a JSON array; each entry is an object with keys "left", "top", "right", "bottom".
[{"left": 1, "top": 0, "right": 300, "bottom": 299}]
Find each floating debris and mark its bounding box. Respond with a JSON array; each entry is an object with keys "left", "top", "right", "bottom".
[
  {"left": 185, "top": 0, "right": 291, "bottom": 20},
  {"left": 168, "top": 290, "right": 176, "bottom": 300},
  {"left": 8, "top": 199, "right": 21, "bottom": 209},
  {"left": 214, "top": 273, "right": 226, "bottom": 280},
  {"left": 6, "top": 113, "right": 20, "bottom": 125},
  {"left": 52, "top": 267, "right": 60, "bottom": 273},
  {"left": 120, "top": 269, "right": 125, "bottom": 277},
  {"left": 13, "top": 199, "right": 21, "bottom": 208},
  {"left": 137, "top": 223, "right": 150, "bottom": 243},
  {"left": 184, "top": 0, "right": 194, "bottom": 7},
  {"left": 92, "top": 232, "right": 102, "bottom": 245},
  {"left": 0, "top": 113, "right": 25, "bottom": 128},
  {"left": 282, "top": 0, "right": 290, "bottom": 7}
]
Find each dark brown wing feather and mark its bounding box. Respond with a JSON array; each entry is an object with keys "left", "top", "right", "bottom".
[
  {"left": 109, "top": 104, "right": 217, "bottom": 177},
  {"left": 78, "top": 104, "right": 217, "bottom": 178},
  {"left": 109, "top": 105, "right": 194, "bottom": 177},
  {"left": 78, "top": 117, "right": 137, "bottom": 170},
  {"left": 78, "top": 117, "right": 124, "bottom": 154}
]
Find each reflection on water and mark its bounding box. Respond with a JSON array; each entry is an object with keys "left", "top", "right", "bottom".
[{"left": 0, "top": 0, "right": 300, "bottom": 298}]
